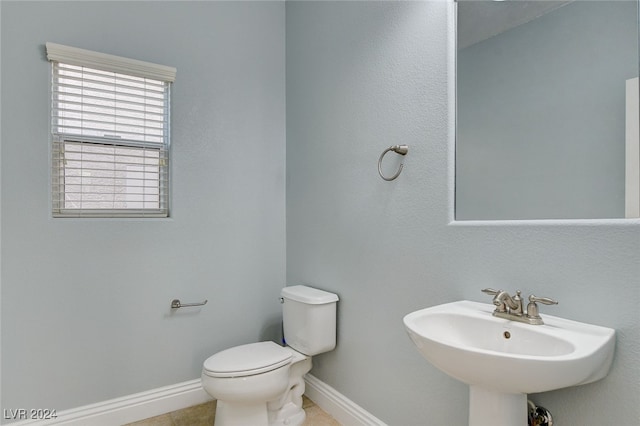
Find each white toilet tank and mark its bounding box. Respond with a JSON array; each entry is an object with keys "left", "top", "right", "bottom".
[{"left": 281, "top": 285, "right": 339, "bottom": 356}]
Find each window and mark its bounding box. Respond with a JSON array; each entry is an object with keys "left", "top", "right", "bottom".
[{"left": 46, "top": 43, "right": 176, "bottom": 217}]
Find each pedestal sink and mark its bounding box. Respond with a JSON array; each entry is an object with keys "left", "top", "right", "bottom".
[{"left": 403, "top": 301, "right": 615, "bottom": 426}]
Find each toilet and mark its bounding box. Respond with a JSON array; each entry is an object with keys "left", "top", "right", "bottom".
[{"left": 201, "top": 285, "right": 339, "bottom": 426}]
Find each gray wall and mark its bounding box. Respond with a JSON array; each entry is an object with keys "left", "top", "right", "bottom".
[
  {"left": 286, "top": 1, "right": 639, "bottom": 425},
  {"left": 2, "top": 1, "right": 639, "bottom": 425},
  {"left": 457, "top": 1, "right": 637, "bottom": 220},
  {"left": 1, "top": 0, "right": 285, "bottom": 414}
]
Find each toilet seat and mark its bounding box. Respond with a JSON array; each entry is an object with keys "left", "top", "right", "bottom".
[{"left": 203, "top": 341, "right": 292, "bottom": 378}]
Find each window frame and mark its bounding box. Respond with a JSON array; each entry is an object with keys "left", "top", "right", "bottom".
[{"left": 46, "top": 43, "right": 176, "bottom": 218}]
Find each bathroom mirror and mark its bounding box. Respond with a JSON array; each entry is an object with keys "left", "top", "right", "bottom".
[{"left": 455, "top": 0, "right": 640, "bottom": 220}]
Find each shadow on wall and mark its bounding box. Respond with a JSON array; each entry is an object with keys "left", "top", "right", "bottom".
[{"left": 260, "top": 315, "right": 284, "bottom": 344}]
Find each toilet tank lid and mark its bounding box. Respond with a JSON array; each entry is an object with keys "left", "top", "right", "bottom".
[{"left": 281, "top": 285, "right": 339, "bottom": 304}]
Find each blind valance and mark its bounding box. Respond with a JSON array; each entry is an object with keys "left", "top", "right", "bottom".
[{"left": 46, "top": 42, "right": 176, "bottom": 82}]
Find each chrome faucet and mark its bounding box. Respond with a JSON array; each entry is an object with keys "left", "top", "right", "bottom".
[
  {"left": 492, "top": 290, "right": 523, "bottom": 315},
  {"left": 481, "top": 288, "right": 557, "bottom": 325}
]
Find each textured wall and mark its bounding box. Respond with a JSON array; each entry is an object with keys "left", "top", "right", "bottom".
[
  {"left": 2, "top": 2, "right": 639, "bottom": 425},
  {"left": 286, "top": 1, "right": 640, "bottom": 425},
  {"left": 1, "top": 1, "right": 285, "bottom": 414}
]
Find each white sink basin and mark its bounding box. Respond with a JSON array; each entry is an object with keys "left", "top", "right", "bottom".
[{"left": 403, "top": 300, "right": 615, "bottom": 426}]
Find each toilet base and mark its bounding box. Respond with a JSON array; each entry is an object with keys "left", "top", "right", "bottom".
[
  {"left": 269, "top": 402, "right": 305, "bottom": 426},
  {"left": 215, "top": 400, "right": 269, "bottom": 426},
  {"left": 268, "top": 354, "right": 312, "bottom": 426}
]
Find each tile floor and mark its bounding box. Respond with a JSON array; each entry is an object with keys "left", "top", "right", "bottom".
[{"left": 124, "top": 396, "right": 340, "bottom": 426}]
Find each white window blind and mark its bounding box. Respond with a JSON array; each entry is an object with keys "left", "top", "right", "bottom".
[{"left": 47, "top": 43, "right": 176, "bottom": 218}]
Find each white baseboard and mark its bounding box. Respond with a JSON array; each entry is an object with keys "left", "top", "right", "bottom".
[
  {"left": 4, "top": 375, "right": 383, "bottom": 426},
  {"left": 5, "top": 379, "right": 212, "bottom": 426},
  {"left": 304, "top": 374, "right": 387, "bottom": 426}
]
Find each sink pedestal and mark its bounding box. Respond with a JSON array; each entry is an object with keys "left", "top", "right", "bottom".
[{"left": 469, "top": 386, "right": 527, "bottom": 426}]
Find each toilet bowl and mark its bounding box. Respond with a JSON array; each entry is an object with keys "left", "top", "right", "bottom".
[
  {"left": 201, "top": 285, "right": 338, "bottom": 426},
  {"left": 202, "top": 341, "right": 313, "bottom": 426}
]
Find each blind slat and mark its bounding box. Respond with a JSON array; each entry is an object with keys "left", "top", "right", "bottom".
[
  {"left": 54, "top": 82, "right": 166, "bottom": 102},
  {"left": 53, "top": 116, "right": 166, "bottom": 131},
  {"left": 54, "top": 103, "right": 164, "bottom": 123},
  {"left": 53, "top": 120, "right": 166, "bottom": 137},
  {"left": 56, "top": 66, "right": 168, "bottom": 90}
]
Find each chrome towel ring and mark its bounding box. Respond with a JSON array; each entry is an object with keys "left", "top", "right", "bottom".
[{"left": 378, "top": 145, "right": 409, "bottom": 181}]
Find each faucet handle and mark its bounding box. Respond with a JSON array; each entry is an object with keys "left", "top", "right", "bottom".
[
  {"left": 526, "top": 295, "right": 558, "bottom": 324},
  {"left": 481, "top": 288, "right": 500, "bottom": 296},
  {"left": 529, "top": 295, "right": 558, "bottom": 306}
]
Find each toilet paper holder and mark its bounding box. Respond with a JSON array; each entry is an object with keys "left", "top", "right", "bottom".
[{"left": 171, "top": 299, "right": 208, "bottom": 309}]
